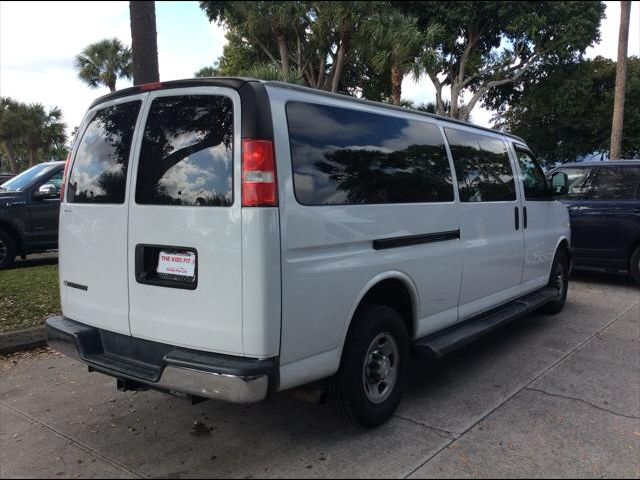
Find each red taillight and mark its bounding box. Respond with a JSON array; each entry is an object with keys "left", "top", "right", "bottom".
[
  {"left": 60, "top": 153, "right": 71, "bottom": 201},
  {"left": 139, "top": 82, "right": 164, "bottom": 91},
  {"left": 242, "top": 139, "right": 278, "bottom": 207}
]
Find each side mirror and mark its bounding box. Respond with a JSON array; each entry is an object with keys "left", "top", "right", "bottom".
[
  {"left": 550, "top": 171, "right": 569, "bottom": 196},
  {"left": 34, "top": 184, "right": 58, "bottom": 200}
]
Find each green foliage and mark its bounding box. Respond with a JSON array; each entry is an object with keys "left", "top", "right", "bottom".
[
  {"left": 199, "top": 1, "right": 381, "bottom": 94},
  {"left": 494, "top": 57, "right": 640, "bottom": 165},
  {"left": 0, "top": 98, "right": 67, "bottom": 173},
  {"left": 194, "top": 63, "right": 220, "bottom": 78},
  {"left": 75, "top": 38, "right": 132, "bottom": 92},
  {"left": 396, "top": 1, "right": 605, "bottom": 120}
]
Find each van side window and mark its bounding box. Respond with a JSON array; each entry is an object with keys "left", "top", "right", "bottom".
[
  {"left": 136, "top": 95, "right": 234, "bottom": 207},
  {"left": 67, "top": 101, "right": 141, "bottom": 204},
  {"left": 286, "top": 102, "right": 454, "bottom": 205},
  {"left": 514, "top": 147, "right": 549, "bottom": 200},
  {"left": 588, "top": 166, "right": 640, "bottom": 200},
  {"left": 444, "top": 128, "right": 517, "bottom": 202}
]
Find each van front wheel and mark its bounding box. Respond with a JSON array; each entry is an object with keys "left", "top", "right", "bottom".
[
  {"left": 329, "top": 304, "right": 409, "bottom": 428},
  {"left": 542, "top": 248, "right": 569, "bottom": 315}
]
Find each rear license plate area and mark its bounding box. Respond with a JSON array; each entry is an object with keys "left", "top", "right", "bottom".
[{"left": 135, "top": 244, "right": 198, "bottom": 290}]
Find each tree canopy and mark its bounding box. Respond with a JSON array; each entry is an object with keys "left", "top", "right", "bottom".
[
  {"left": 75, "top": 38, "right": 132, "bottom": 92},
  {"left": 494, "top": 57, "right": 640, "bottom": 165},
  {"left": 397, "top": 1, "right": 605, "bottom": 121},
  {"left": 200, "top": 1, "right": 605, "bottom": 121},
  {"left": 0, "top": 98, "right": 67, "bottom": 174}
]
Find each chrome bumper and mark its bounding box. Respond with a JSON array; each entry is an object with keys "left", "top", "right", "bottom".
[{"left": 45, "top": 316, "right": 274, "bottom": 405}]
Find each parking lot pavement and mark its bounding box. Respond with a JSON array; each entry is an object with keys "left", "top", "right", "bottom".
[{"left": 1, "top": 275, "right": 638, "bottom": 479}]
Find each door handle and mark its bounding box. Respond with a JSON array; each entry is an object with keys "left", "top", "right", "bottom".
[
  {"left": 515, "top": 206, "right": 520, "bottom": 230},
  {"left": 523, "top": 206, "right": 528, "bottom": 229}
]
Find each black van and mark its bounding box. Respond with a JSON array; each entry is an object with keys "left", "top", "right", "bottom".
[{"left": 549, "top": 160, "right": 640, "bottom": 284}]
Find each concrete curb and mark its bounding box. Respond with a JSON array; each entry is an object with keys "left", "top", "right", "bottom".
[{"left": 0, "top": 326, "right": 46, "bottom": 355}]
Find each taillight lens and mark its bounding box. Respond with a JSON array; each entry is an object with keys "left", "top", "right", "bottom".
[
  {"left": 60, "top": 153, "right": 71, "bottom": 201},
  {"left": 242, "top": 139, "right": 278, "bottom": 207},
  {"left": 139, "top": 82, "right": 164, "bottom": 91}
]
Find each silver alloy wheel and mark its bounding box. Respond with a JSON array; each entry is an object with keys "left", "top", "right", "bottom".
[
  {"left": 362, "top": 332, "right": 399, "bottom": 404},
  {"left": 0, "top": 237, "right": 6, "bottom": 265}
]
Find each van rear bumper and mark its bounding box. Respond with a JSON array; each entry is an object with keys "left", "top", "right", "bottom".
[{"left": 45, "top": 316, "right": 275, "bottom": 404}]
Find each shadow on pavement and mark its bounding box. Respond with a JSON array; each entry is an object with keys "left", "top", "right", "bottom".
[
  {"left": 571, "top": 269, "right": 636, "bottom": 288},
  {"left": 10, "top": 253, "right": 58, "bottom": 270}
]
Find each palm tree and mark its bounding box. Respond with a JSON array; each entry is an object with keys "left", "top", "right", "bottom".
[
  {"left": 0, "top": 98, "right": 26, "bottom": 173},
  {"left": 129, "top": 1, "right": 160, "bottom": 85},
  {"left": 22, "top": 104, "right": 67, "bottom": 168},
  {"left": 610, "top": 0, "right": 631, "bottom": 159},
  {"left": 364, "top": 12, "right": 441, "bottom": 106},
  {"left": 75, "top": 38, "right": 132, "bottom": 92}
]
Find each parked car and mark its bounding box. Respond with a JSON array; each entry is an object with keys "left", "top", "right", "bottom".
[
  {"left": 0, "top": 161, "right": 65, "bottom": 269},
  {"left": 46, "top": 78, "right": 571, "bottom": 427},
  {"left": 0, "top": 173, "right": 15, "bottom": 184},
  {"left": 548, "top": 160, "right": 640, "bottom": 284}
]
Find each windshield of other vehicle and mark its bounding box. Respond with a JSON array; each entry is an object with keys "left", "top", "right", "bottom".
[{"left": 0, "top": 163, "right": 55, "bottom": 192}]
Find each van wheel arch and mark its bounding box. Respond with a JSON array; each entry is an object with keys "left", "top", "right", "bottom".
[{"left": 343, "top": 277, "right": 416, "bottom": 353}]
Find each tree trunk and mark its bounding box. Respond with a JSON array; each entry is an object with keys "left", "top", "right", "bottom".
[
  {"left": 275, "top": 31, "right": 290, "bottom": 77},
  {"left": 130, "top": 1, "right": 160, "bottom": 85},
  {"left": 28, "top": 149, "right": 36, "bottom": 168},
  {"left": 108, "top": 79, "right": 116, "bottom": 92},
  {"left": 391, "top": 63, "right": 402, "bottom": 106},
  {"left": 331, "top": 35, "right": 349, "bottom": 93},
  {"left": 610, "top": 0, "right": 631, "bottom": 160},
  {"left": 450, "top": 80, "right": 461, "bottom": 119},
  {"left": 2, "top": 142, "right": 18, "bottom": 174}
]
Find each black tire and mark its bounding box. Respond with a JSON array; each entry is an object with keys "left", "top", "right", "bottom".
[
  {"left": 541, "top": 248, "right": 569, "bottom": 315},
  {"left": 328, "top": 304, "right": 410, "bottom": 428},
  {"left": 630, "top": 246, "right": 640, "bottom": 286},
  {"left": 0, "top": 229, "right": 16, "bottom": 270}
]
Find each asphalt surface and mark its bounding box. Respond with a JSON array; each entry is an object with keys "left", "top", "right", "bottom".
[{"left": 0, "top": 273, "right": 638, "bottom": 479}]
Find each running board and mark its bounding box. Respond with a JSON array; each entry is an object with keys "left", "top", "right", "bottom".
[{"left": 414, "top": 287, "right": 557, "bottom": 359}]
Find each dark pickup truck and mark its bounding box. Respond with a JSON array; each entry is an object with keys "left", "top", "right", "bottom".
[
  {"left": 549, "top": 160, "right": 640, "bottom": 284},
  {"left": 0, "top": 161, "right": 65, "bottom": 269}
]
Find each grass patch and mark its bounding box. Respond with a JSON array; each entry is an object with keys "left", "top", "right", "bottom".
[{"left": 0, "top": 265, "right": 60, "bottom": 332}]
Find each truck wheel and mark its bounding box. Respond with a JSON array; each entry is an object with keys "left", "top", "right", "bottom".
[
  {"left": 542, "top": 248, "right": 569, "bottom": 315},
  {"left": 0, "top": 229, "right": 16, "bottom": 270},
  {"left": 631, "top": 246, "right": 640, "bottom": 286},
  {"left": 329, "top": 304, "right": 409, "bottom": 428}
]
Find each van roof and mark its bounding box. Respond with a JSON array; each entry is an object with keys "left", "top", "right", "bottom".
[{"left": 89, "top": 77, "right": 524, "bottom": 142}]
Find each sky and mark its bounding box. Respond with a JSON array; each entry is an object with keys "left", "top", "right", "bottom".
[{"left": 1, "top": 0, "right": 638, "bottom": 136}]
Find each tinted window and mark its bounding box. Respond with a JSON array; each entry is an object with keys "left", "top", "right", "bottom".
[
  {"left": 588, "top": 166, "right": 640, "bottom": 200},
  {"left": 0, "top": 163, "right": 56, "bottom": 192},
  {"left": 286, "top": 102, "right": 453, "bottom": 205},
  {"left": 445, "top": 129, "right": 516, "bottom": 202},
  {"left": 554, "top": 167, "right": 592, "bottom": 200},
  {"left": 515, "top": 147, "right": 549, "bottom": 200},
  {"left": 136, "top": 95, "right": 234, "bottom": 207},
  {"left": 68, "top": 101, "right": 141, "bottom": 203}
]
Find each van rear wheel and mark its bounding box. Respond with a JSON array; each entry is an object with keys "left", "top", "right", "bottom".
[
  {"left": 542, "top": 248, "right": 569, "bottom": 315},
  {"left": 0, "top": 229, "right": 16, "bottom": 270},
  {"left": 329, "top": 304, "right": 409, "bottom": 428}
]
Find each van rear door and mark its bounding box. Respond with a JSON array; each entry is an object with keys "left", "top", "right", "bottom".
[
  {"left": 127, "top": 88, "right": 244, "bottom": 356},
  {"left": 60, "top": 96, "right": 144, "bottom": 335}
]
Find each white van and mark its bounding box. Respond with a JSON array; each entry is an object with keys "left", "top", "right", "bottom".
[{"left": 46, "top": 78, "right": 571, "bottom": 427}]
